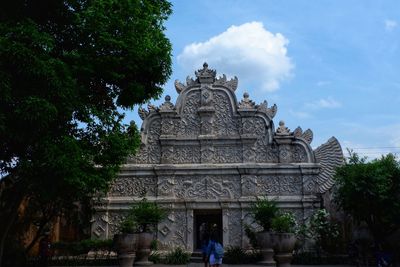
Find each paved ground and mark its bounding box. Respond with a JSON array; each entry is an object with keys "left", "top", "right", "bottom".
[
  {"left": 70, "top": 264, "right": 353, "bottom": 267},
  {"left": 151, "top": 264, "right": 353, "bottom": 267}
]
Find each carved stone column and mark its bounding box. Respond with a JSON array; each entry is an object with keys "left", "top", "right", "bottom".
[
  {"left": 222, "top": 208, "right": 230, "bottom": 246},
  {"left": 186, "top": 209, "right": 194, "bottom": 252}
]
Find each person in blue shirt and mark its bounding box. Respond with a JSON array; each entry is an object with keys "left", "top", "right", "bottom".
[{"left": 206, "top": 228, "right": 223, "bottom": 267}]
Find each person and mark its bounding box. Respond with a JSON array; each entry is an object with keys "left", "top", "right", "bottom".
[
  {"left": 200, "top": 223, "right": 210, "bottom": 267},
  {"left": 206, "top": 228, "right": 223, "bottom": 267}
]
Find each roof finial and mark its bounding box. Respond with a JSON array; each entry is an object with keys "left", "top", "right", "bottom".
[{"left": 195, "top": 62, "right": 216, "bottom": 84}]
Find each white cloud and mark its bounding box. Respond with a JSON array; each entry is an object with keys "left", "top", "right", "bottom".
[
  {"left": 177, "top": 22, "right": 293, "bottom": 92},
  {"left": 385, "top": 19, "right": 398, "bottom": 31},
  {"left": 305, "top": 97, "right": 341, "bottom": 109}
]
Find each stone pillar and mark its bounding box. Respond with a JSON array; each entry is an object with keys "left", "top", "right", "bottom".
[
  {"left": 222, "top": 208, "right": 230, "bottom": 246},
  {"left": 186, "top": 209, "right": 194, "bottom": 252}
]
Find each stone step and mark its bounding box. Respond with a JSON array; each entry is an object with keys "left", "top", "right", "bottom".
[{"left": 191, "top": 251, "right": 204, "bottom": 263}]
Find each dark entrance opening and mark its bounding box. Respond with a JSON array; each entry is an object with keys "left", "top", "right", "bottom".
[{"left": 194, "top": 210, "right": 223, "bottom": 250}]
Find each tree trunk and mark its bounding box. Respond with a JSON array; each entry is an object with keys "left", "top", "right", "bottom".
[
  {"left": 0, "top": 196, "right": 23, "bottom": 267},
  {"left": 0, "top": 175, "right": 25, "bottom": 267}
]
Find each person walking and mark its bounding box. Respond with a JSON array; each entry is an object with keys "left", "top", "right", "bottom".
[{"left": 206, "top": 228, "right": 224, "bottom": 267}]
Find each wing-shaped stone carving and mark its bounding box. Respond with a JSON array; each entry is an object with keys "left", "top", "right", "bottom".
[
  {"left": 314, "top": 137, "right": 344, "bottom": 193},
  {"left": 175, "top": 79, "right": 186, "bottom": 94},
  {"left": 293, "top": 126, "right": 303, "bottom": 137},
  {"left": 138, "top": 107, "right": 149, "bottom": 120},
  {"left": 302, "top": 129, "right": 313, "bottom": 144}
]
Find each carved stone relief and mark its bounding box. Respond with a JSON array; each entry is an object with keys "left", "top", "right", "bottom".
[
  {"left": 292, "top": 145, "right": 307, "bottom": 163},
  {"left": 174, "top": 175, "right": 241, "bottom": 199},
  {"left": 302, "top": 175, "right": 317, "bottom": 194},
  {"left": 129, "top": 145, "right": 148, "bottom": 164},
  {"left": 241, "top": 117, "right": 265, "bottom": 136},
  {"left": 147, "top": 120, "right": 161, "bottom": 163},
  {"left": 242, "top": 175, "right": 303, "bottom": 196},
  {"left": 174, "top": 146, "right": 201, "bottom": 164},
  {"left": 201, "top": 146, "right": 215, "bottom": 163},
  {"left": 213, "top": 146, "right": 242, "bottom": 163},
  {"left": 158, "top": 210, "right": 187, "bottom": 248},
  {"left": 91, "top": 212, "right": 108, "bottom": 239},
  {"left": 178, "top": 91, "right": 201, "bottom": 137},
  {"left": 109, "top": 177, "right": 157, "bottom": 197},
  {"left": 161, "top": 118, "right": 176, "bottom": 136},
  {"left": 157, "top": 176, "right": 175, "bottom": 197},
  {"left": 107, "top": 212, "right": 128, "bottom": 237},
  {"left": 213, "top": 91, "right": 239, "bottom": 136},
  {"left": 227, "top": 209, "right": 242, "bottom": 247}
]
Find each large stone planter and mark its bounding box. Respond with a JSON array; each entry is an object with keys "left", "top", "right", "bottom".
[
  {"left": 256, "top": 231, "right": 275, "bottom": 266},
  {"left": 135, "top": 232, "right": 153, "bottom": 266},
  {"left": 272, "top": 233, "right": 296, "bottom": 267},
  {"left": 114, "top": 233, "right": 139, "bottom": 267}
]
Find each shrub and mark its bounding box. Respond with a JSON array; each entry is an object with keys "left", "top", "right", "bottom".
[
  {"left": 271, "top": 212, "right": 297, "bottom": 233},
  {"left": 52, "top": 239, "right": 114, "bottom": 256},
  {"left": 164, "top": 247, "right": 191, "bottom": 265},
  {"left": 149, "top": 251, "right": 162, "bottom": 264},
  {"left": 223, "top": 246, "right": 247, "bottom": 264},
  {"left": 129, "top": 198, "right": 167, "bottom": 232},
  {"left": 309, "top": 209, "right": 341, "bottom": 253},
  {"left": 223, "top": 246, "right": 261, "bottom": 264},
  {"left": 250, "top": 198, "right": 278, "bottom": 231}
]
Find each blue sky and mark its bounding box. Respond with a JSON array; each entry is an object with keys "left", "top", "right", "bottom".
[{"left": 126, "top": 0, "right": 400, "bottom": 159}]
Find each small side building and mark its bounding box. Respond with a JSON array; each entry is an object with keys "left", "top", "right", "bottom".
[{"left": 91, "top": 63, "right": 343, "bottom": 251}]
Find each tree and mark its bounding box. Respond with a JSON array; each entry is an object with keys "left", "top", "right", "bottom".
[
  {"left": 0, "top": 0, "right": 172, "bottom": 265},
  {"left": 334, "top": 152, "right": 400, "bottom": 249}
]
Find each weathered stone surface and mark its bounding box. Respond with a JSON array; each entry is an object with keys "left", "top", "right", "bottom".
[{"left": 92, "top": 64, "right": 343, "bottom": 249}]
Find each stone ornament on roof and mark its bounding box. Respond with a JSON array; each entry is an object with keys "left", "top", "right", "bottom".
[
  {"left": 276, "top": 120, "right": 291, "bottom": 135},
  {"left": 174, "top": 62, "right": 239, "bottom": 94},
  {"left": 238, "top": 92, "right": 256, "bottom": 109},
  {"left": 195, "top": 62, "right": 216, "bottom": 83},
  {"left": 159, "top": 95, "right": 175, "bottom": 112}
]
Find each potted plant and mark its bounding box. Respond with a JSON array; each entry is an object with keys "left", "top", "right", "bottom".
[
  {"left": 271, "top": 212, "right": 297, "bottom": 267},
  {"left": 250, "top": 198, "right": 279, "bottom": 265},
  {"left": 114, "top": 215, "right": 139, "bottom": 267},
  {"left": 131, "top": 198, "right": 166, "bottom": 266}
]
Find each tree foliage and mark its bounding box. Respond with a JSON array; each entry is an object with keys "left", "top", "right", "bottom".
[
  {"left": 0, "top": 0, "right": 172, "bottom": 264},
  {"left": 334, "top": 152, "right": 400, "bottom": 243}
]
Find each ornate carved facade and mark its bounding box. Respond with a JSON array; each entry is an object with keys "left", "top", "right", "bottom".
[{"left": 92, "top": 63, "right": 343, "bottom": 251}]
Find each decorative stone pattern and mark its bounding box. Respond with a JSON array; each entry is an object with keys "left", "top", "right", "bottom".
[
  {"left": 178, "top": 90, "right": 201, "bottom": 137},
  {"left": 292, "top": 145, "right": 307, "bottom": 163},
  {"left": 241, "top": 175, "right": 304, "bottom": 196},
  {"left": 213, "top": 146, "right": 242, "bottom": 163},
  {"left": 109, "top": 177, "right": 157, "bottom": 197},
  {"left": 174, "top": 146, "right": 201, "bottom": 164},
  {"left": 91, "top": 212, "right": 108, "bottom": 239},
  {"left": 174, "top": 175, "right": 241, "bottom": 200},
  {"left": 227, "top": 209, "right": 242, "bottom": 247},
  {"left": 147, "top": 120, "right": 161, "bottom": 163},
  {"left": 161, "top": 119, "right": 176, "bottom": 136},
  {"left": 158, "top": 210, "right": 188, "bottom": 248},
  {"left": 108, "top": 212, "right": 128, "bottom": 237},
  {"left": 213, "top": 91, "right": 239, "bottom": 136},
  {"left": 157, "top": 177, "right": 175, "bottom": 197}
]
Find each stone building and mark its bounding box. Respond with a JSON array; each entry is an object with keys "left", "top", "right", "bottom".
[{"left": 91, "top": 63, "right": 343, "bottom": 251}]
